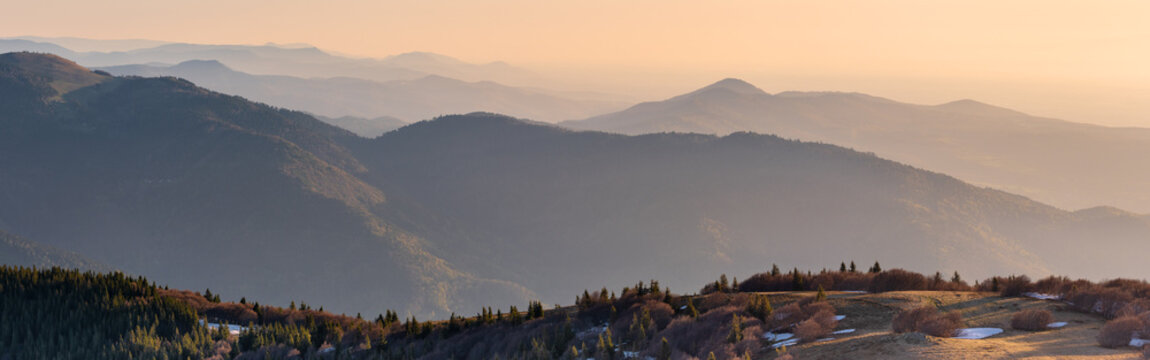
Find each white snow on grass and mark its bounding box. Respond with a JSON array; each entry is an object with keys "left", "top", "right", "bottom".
[
  {"left": 1047, "top": 322, "right": 1068, "bottom": 328},
  {"left": 832, "top": 329, "right": 856, "bottom": 335},
  {"left": 679, "top": 305, "right": 687, "bottom": 310},
  {"left": 1131, "top": 338, "right": 1150, "bottom": 348},
  {"left": 834, "top": 315, "right": 846, "bottom": 321},
  {"left": 1024, "top": 292, "right": 1061, "bottom": 300},
  {"left": 763, "top": 332, "right": 794, "bottom": 342},
  {"left": 954, "top": 328, "right": 1003, "bottom": 339},
  {"left": 841, "top": 290, "right": 867, "bottom": 294},
  {"left": 199, "top": 320, "right": 247, "bottom": 335},
  {"left": 771, "top": 339, "right": 799, "bottom": 349}
]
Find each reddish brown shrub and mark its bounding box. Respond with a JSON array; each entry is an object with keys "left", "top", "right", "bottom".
[
  {"left": 869, "top": 269, "right": 927, "bottom": 293},
  {"left": 768, "top": 303, "right": 805, "bottom": 331},
  {"left": 919, "top": 312, "right": 962, "bottom": 337},
  {"left": 1000, "top": 275, "right": 1033, "bottom": 297},
  {"left": 892, "top": 306, "right": 962, "bottom": 337},
  {"left": 794, "top": 319, "right": 830, "bottom": 343},
  {"left": 892, "top": 306, "right": 938, "bottom": 333},
  {"left": 1098, "top": 316, "right": 1143, "bottom": 348},
  {"left": 1011, "top": 309, "right": 1053, "bottom": 331},
  {"left": 808, "top": 310, "right": 839, "bottom": 331},
  {"left": 800, "top": 301, "right": 834, "bottom": 319}
]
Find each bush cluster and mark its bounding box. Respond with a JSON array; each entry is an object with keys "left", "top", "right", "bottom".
[
  {"left": 892, "top": 306, "right": 963, "bottom": 337},
  {"left": 1010, "top": 309, "right": 1053, "bottom": 331}
]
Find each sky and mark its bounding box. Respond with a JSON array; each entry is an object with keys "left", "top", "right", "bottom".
[{"left": 3, "top": 0, "right": 1148, "bottom": 126}]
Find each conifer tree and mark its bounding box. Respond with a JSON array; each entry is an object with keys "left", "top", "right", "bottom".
[
  {"left": 731, "top": 276, "right": 739, "bottom": 292},
  {"left": 951, "top": 271, "right": 962, "bottom": 283},
  {"left": 840, "top": 262, "right": 848, "bottom": 272},
  {"left": 657, "top": 337, "right": 672, "bottom": 360},
  {"left": 870, "top": 261, "right": 882, "bottom": 273},
  {"left": 850, "top": 261, "right": 857, "bottom": 273},
  {"left": 719, "top": 274, "right": 729, "bottom": 292},
  {"left": 816, "top": 285, "right": 827, "bottom": 301},
  {"left": 771, "top": 264, "right": 781, "bottom": 276},
  {"left": 727, "top": 314, "right": 743, "bottom": 343},
  {"left": 687, "top": 298, "right": 699, "bottom": 318}
]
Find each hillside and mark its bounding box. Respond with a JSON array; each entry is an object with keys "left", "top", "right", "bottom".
[
  {"left": 563, "top": 78, "right": 1150, "bottom": 214},
  {"left": 6, "top": 265, "right": 1149, "bottom": 359},
  {"left": 0, "top": 52, "right": 533, "bottom": 318},
  {"left": 3, "top": 53, "right": 1149, "bottom": 321},
  {"left": 353, "top": 113, "right": 1150, "bottom": 306},
  {"left": 97, "top": 60, "right": 627, "bottom": 126},
  {"left": 0, "top": 230, "right": 110, "bottom": 271}
]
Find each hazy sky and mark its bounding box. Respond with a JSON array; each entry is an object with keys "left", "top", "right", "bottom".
[{"left": 3, "top": 0, "right": 1148, "bottom": 126}]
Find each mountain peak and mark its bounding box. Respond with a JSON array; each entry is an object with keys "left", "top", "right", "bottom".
[
  {"left": 0, "top": 52, "right": 108, "bottom": 94},
  {"left": 172, "top": 59, "right": 233, "bottom": 72},
  {"left": 934, "top": 99, "right": 1027, "bottom": 117},
  {"left": 697, "top": 78, "right": 766, "bottom": 96}
]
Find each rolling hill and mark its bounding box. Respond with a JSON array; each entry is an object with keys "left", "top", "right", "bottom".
[
  {"left": 3, "top": 53, "right": 1148, "bottom": 320},
  {"left": 352, "top": 113, "right": 1150, "bottom": 305},
  {"left": 563, "top": 78, "right": 1150, "bottom": 214},
  {"left": 96, "top": 60, "right": 627, "bottom": 127},
  {"left": 0, "top": 52, "right": 533, "bottom": 318}
]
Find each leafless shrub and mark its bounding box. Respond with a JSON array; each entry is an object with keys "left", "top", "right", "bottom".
[
  {"left": 768, "top": 303, "right": 805, "bottom": 331},
  {"left": 1011, "top": 309, "right": 1053, "bottom": 331},
  {"left": 892, "top": 306, "right": 937, "bottom": 333},
  {"left": 869, "top": 269, "right": 927, "bottom": 293},
  {"left": 892, "top": 306, "right": 962, "bottom": 337},
  {"left": 1098, "top": 316, "right": 1143, "bottom": 348},
  {"left": 919, "top": 311, "right": 962, "bottom": 337},
  {"left": 794, "top": 319, "right": 830, "bottom": 343},
  {"left": 1000, "top": 275, "right": 1033, "bottom": 297}
]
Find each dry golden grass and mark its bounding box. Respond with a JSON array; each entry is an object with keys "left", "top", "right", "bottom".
[{"left": 764, "top": 291, "right": 1144, "bottom": 360}]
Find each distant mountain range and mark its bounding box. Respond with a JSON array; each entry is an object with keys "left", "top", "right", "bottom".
[
  {"left": 0, "top": 52, "right": 534, "bottom": 318},
  {"left": 96, "top": 60, "right": 627, "bottom": 131},
  {"left": 0, "top": 230, "right": 110, "bottom": 271},
  {"left": 564, "top": 78, "right": 1150, "bottom": 214},
  {"left": 3, "top": 53, "right": 1148, "bottom": 319}
]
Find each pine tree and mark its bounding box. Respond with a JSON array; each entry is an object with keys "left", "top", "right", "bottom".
[
  {"left": 840, "top": 262, "right": 848, "bottom": 272},
  {"left": 708, "top": 352, "right": 717, "bottom": 360},
  {"left": 952, "top": 271, "right": 962, "bottom": 283},
  {"left": 850, "top": 261, "right": 857, "bottom": 273},
  {"left": 870, "top": 261, "right": 882, "bottom": 273},
  {"left": 731, "top": 277, "right": 739, "bottom": 292},
  {"left": 792, "top": 268, "right": 804, "bottom": 290},
  {"left": 657, "top": 337, "right": 672, "bottom": 360},
  {"left": 687, "top": 298, "right": 699, "bottom": 318},
  {"left": 771, "top": 264, "right": 781, "bottom": 276},
  {"left": 816, "top": 285, "right": 827, "bottom": 301},
  {"left": 727, "top": 314, "right": 743, "bottom": 343},
  {"left": 719, "top": 274, "right": 729, "bottom": 292}
]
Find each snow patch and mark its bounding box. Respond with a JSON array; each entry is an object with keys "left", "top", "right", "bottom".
[
  {"left": 1047, "top": 322, "right": 1068, "bottom": 328},
  {"left": 834, "top": 315, "right": 846, "bottom": 321},
  {"left": 954, "top": 328, "right": 1003, "bottom": 339},
  {"left": 842, "top": 290, "right": 867, "bottom": 294},
  {"left": 832, "top": 329, "right": 856, "bottom": 335},
  {"left": 1131, "top": 338, "right": 1149, "bottom": 348},
  {"left": 1024, "top": 292, "right": 1061, "bottom": 300},
  {"left": 771, "top": 339, "right": 799, "bottom": 349},
  {"left": 816, "top": 338, "right": 834, "bottom": 342},
  {"left": 763, "top": 332, "right": 794, "bottom": 342},
  {"left": 200, "top": 320, "right": 247, "bottom": 335}
]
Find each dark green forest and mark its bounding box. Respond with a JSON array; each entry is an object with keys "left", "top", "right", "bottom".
[{"left": 4, "top": 265, "right": 1148, "bottom": 360}]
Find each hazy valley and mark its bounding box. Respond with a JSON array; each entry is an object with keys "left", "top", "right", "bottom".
[{"left": 2, "top": 15, "right": 1149, "bottom": 358}]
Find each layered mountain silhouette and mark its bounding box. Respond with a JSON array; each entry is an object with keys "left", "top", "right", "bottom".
[
  {"left": 96, "top": 60, "right": 626, "bottom": 130},
  {"left": 0, "top": 230, "right": 110, "bottom": 271},
  {"left": 564, "top": 78, "right": 1150, "bottom": 214},
  {"left": 0, "top": 52, "right": 533, "bottom": 318},
  {"left": 3, "top": 53, "right": 1148, "bottom": 319},
  {"left": 0, "top": 38, "right": 539, "bottom": 85}
]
